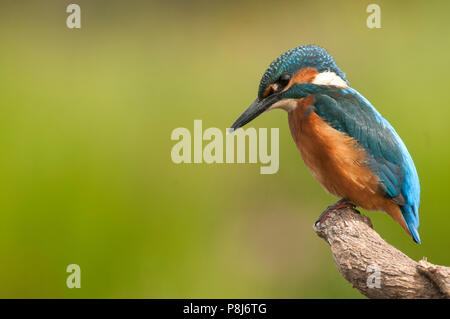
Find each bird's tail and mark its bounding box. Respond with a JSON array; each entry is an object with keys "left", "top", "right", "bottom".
[{"left": 400, "top": 205, "right": 421, "bottom": 244}]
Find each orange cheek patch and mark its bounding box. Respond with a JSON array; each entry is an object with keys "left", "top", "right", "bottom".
[
  {"left": 262, "top": 84, "right": 278, "bottom": 98},
  {"left": 285, "top": 67, "right": 319, "bottom": 91}
]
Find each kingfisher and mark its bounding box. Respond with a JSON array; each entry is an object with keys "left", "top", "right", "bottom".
[{"left": 229, "top": 45, "right": 421, "bottom": 243}]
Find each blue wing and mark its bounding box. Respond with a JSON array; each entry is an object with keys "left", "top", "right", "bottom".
[{"left": 310, "top": 87, "right": 421, "bottom": 243}]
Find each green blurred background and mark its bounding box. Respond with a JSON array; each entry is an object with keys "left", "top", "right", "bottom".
[{"left": 0, "top": 0, "right": 449, "bottom": 298}]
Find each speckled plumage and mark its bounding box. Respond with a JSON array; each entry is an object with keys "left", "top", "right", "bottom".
[{"left": 258, "top": 45, "right": 348, "bottom": 98}]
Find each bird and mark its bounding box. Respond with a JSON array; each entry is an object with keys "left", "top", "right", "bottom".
[{"left": 229, "top": 45, "right": 421, "bottom": 243}]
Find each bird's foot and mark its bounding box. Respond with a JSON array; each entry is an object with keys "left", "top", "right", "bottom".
[{"left": 315, "top": 198, "right": 356, "bottom": 225}]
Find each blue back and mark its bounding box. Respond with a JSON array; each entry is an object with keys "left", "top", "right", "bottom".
[{"left": 283, "top": 85, "right": 421, "bottom": 243}]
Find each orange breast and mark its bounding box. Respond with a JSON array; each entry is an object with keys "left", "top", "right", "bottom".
[
  {"left": 288, "top": 96, "right": 410, "bottom": 235},
  {"left": 289, "top": 97, "right": 385, "bottom": 208}
]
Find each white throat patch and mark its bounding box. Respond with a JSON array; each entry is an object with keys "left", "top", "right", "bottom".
[
  {"left": 312, "top": 71, "right": 348, "bottom": 88},
  {"left": 266, "top": 98, "right": 298, "bottom": 112}
]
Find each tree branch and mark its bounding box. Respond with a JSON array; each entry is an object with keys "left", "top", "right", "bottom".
[{"left": 313, "top": 207, "right": 450, "bottom": 299}]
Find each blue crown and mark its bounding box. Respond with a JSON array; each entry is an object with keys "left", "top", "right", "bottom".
[{"left": 258, "top": 45, "right": 348, "bottom": 98}]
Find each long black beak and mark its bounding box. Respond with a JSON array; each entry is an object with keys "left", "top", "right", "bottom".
[{"left": 229, "top": 94, "right": 280, "bottom": 132}]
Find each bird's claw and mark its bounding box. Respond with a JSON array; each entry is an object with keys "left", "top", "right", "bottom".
[{"left": 315, "top": 199, "right": 355, "bottom": 225}]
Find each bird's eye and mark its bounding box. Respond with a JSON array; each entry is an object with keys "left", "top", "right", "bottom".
[
  {"left": 262, "top": 74, "right": 291, "bottom": 98},
  {"left": 277, "top": 73, "right": 291, "bottom": 88}
]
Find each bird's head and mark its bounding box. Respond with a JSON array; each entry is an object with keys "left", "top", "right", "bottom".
[{"left": 229, "top": 45, "right": 349, "bottom": 131}]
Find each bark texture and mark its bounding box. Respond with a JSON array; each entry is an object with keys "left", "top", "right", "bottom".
[{"left": 313, "top": 207, "right": 450, "bottom": 299}]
